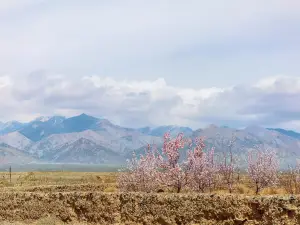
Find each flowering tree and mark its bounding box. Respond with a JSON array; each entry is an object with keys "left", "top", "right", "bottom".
[
  {"left": 187, "top": 137, "right": 216, "bottom": 192},
  {"left": 217, "top": 134, "right": 237, "bottom": 193},
  {"left": 157, "top": 132, "right": 192, "bottom": 193},
  {"left": 118, "top": 144, "right": 161, "bottom": 192},
  {"left": 247, "top": 148, "right": 279, "bottom": 194}
]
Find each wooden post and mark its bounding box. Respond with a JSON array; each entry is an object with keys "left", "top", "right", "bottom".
[{"left": 9, "top": 166, "right": 11, "bottom": 183}]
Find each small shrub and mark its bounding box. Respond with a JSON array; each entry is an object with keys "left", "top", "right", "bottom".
[
  {"left": 235, "top": 184, "right": 253, "bottom": 195},
  {"left": 35, "top": 216, "right": 60, "bottom": 225},
  {"left": 280, "top": 165, "right": 300, "bottom": 195},
  {"left": 103, "top": 186, "right": 117, "bottom": 192},
  {"left": 261, "top": 187, "right": 287, "bottom": 195}
]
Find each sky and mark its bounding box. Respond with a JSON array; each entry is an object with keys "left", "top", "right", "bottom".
[{"left": 0, "top": 0, "right": 300, "bottom": 130}]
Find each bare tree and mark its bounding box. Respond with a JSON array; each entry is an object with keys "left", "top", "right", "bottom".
[{"left": 281, "top": 163, "right": 300, "bottom": 195}]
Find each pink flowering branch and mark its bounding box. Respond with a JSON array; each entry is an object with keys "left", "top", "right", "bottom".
[
  {"left": 118, "top": 144, "right": 161, "bottom": 192},
  {"left": 217, "top": 134, "right": 237, "bottom": 193},
  {"left": 188, "top": 137, "right": 216, "bottom": 192},
  {"left": 157, "top": 132, "right": 192, "bottom": 193},
  {"left": 247, "top": 148, "right": 279, "bottom": 194}
]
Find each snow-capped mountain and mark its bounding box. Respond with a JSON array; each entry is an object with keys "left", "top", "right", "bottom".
[
  {"left": 19, "top": 116, "right": 66, "bottom": 141},
  {"left": 0, "top": 113, "right": 300, "bottom": 166},
  {"left": 34, "top": 116, "right": 52, "bottom": 123},
  {"left": 0, "top": 121, "right": 25, "bottom": 135}
]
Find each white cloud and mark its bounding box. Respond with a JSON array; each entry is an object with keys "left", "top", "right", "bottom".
[
  {"left": 0, "top": 0, "right": 43, "bottom": 11},
  {"left": 1, "top": 72, "right": 300, "bottom": 131},
  {"left": 0, "top": 1, "right": 299, "bottom": 130},
  {"left": 0, "top": 76, "right": 12, "bottom": 88},
  {"left": 254, "top": 76, "right": 300, "bottom": 93}
]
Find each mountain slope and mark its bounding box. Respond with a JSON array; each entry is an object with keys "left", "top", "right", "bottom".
[
  {"left": 139, "top": 125, "right": 193, "bottom": 137},
  {"left": 0, "top": 143, "right": 37, "bottom": 164},
  {"left": 132, "top": 125, "right": 300, "bottom": 167},
  {"left": 0, "top": 121, "right": 24, "bottom": 135},
  {"left": 20, "top": 116, "right": 66, "bottom": 141},
  {"left": 19, "top": 114, "right": 113, "bottom": 141},
  {"left": 52, "top": 138, "right": 122, "bottom": 164},
  {"left": 26, "top": 129, "right": 162, "bottom": 160},
  {"left": 268, "top": 128, "right": 300, "bottom": 140},
  {"left": 1, "top": 114, "right": 300, "bottom": 166},
  {"left": 62, "top": 113, "right": 99, "bottom": 133},
  {"left": 190, "top": 125, "right": 300, "bottom": 157},
  {"left": 26, "top": 130, "right": 106, "bottom": 158},
  {"left": 0, "top": 132, "right": 33, "bottom": 150}
]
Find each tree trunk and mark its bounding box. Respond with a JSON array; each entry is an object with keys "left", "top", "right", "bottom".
[
  {"left": 255, "top": 183, "right": 260, "bottom": 195},
  {"left": 228, "top": 183, "right": 232, "bottom": 193}
]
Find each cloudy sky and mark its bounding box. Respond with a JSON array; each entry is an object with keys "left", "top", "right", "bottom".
[{"left": 0, "top": 0, "right": 300, "bottom": 130}]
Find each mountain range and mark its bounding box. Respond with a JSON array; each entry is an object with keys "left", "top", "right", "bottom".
[{"left": 0, "top": 113, "right": 300, "bottom": 167}]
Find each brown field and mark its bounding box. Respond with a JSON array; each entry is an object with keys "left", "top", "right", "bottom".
[{"left": 0, "top": 171, "right": 299, "bottom": 225}]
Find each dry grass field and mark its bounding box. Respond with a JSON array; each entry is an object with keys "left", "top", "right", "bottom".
[
  {"left": 0, "top": 171, "right": 118, "bottom": 225},
  {"left": 0, "top": 171, "right": 299, "bottom": 224}
]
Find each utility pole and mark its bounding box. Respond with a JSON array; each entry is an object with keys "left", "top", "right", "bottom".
[{"left": 9, "top": 166, "right": 11, "bottom": 183}]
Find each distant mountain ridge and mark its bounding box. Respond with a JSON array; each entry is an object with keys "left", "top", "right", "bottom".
[
  {"left": 1, "top": 114, "right": 300, "bottom": 167},
  {"left": 0, "top": 121, "right": 24, "bottom": 135},
  {"left": 138, "top": 125, "right": 193, "bottom": 137},
  {"left": 267, "top": 128, "right": 300, "bottom": 139}
]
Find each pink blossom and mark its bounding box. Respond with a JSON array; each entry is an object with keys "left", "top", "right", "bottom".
[
  {"left": 247, "top": 148, "right": 279, "bottom": 194},
  {"left": 118, "top": 144, "right": 161, "bottom": 192},
  {"left": 157, "top": 132, "right": 192, "bottom": 193},
  {"left": 188, "top": 137, "right": 216, "bottom": 192},
  {"left": 217, "top": 135, "right": 237, "bottom": 193}
]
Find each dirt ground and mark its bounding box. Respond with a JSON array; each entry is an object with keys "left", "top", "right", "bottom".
[
  {"left": 0, "top": 171, "right": 299, "bottom": 225},
  {"left": 0, "top": 192, "right": 299, "bottom": 224}
]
